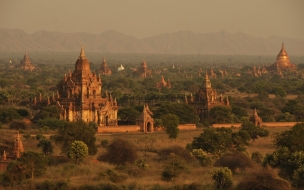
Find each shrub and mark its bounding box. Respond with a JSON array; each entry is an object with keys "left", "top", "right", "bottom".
[
  {"left": 15, "top": 109, "right": 30, "bottom": 118},
  {"left": 212, "top": 167, "right": 233, "bottom": 189},
  {"left": 251, "top": 151, "right": 264, "bottom": 163},
  {"left": 237, "top": 168, "right": 291, "bottom": 190},
  {"left": 214, "top": 150, "right": 254, "bottom": 173},
  {"left": 161, "top": 154, "right": 188, "bottom": 181},
  {"left": 191, "top": 148, "right": 212, "bottom": 167},
  {"left": 293, "top": 166, "right": 304, "bottom": 189},
  {"left": 36, "top": 134, "right": 46, "bottom": 140},
  {"left": 100, "top": 139, "right": 109, "bottom": 147},
  {"left": 23, "top": 133, "right": 31, "bottom": 140},
  {"left": 9, "top": 120, "right": 28, "bottom": 130},
  {"left": 158, "top": 145, "right": 193, "bottom": 162},
  {"left": 103, "top": 138, "right": 138, "bottom": 165}
]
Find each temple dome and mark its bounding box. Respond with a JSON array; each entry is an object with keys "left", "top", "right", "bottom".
[
  {"left": 75, "top": 46, "right": 90, "bottom": 71},
  {"left": 268, "top": 43, "right": 296, "bottom": 71}
]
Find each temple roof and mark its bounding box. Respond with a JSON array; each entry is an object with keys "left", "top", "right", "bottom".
[
  {"left": 277, "top": 43, "right": 288, "bottom": 57},
  {"left": 75, "top": 46, "right": 90, "bottom": 71}
]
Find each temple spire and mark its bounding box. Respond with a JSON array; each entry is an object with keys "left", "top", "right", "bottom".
[{"left": 80, "top": 45, "right": 86, "bottom": 59}]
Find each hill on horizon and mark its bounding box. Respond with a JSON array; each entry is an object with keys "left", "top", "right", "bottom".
[{"left": 0, "top": 28, "right": 304, "bottom": 55}]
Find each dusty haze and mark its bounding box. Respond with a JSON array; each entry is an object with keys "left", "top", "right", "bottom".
[{"left": 0, "top": 0, "right": 303, "bottom": 39}]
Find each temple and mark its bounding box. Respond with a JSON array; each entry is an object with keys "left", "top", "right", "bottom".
[
  {"left": 136, "top": 104, "right": 154, "bottom": 132},
  {"left": 133, "top": 60, "right": 152, "bottom": 78},
  {"left": 187, "top": 72, "right": 230, "bottom": 121},
  {"left": 268, "top": 43, "right": 296, "bottom": 72},
  {"left": 98, "top": 58, "right": 112, "bottom": 75},
  {"left": 20, "top": 53, "right": 35, "bottom": 71},
  {"left": 249, "top": 108, "right": 262, "bottom": 127},
  {"left": 156, "top": 76, "right": 171, "bottom": 89},
  {"left": 56, "top": 46, "right": 118, "bottom": 127},
  {"left": 0, "top": 132, "right": 24, "bottom": 172}
]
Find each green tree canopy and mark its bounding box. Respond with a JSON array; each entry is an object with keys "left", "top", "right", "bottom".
[
  {"left": 209, "top": 106, "right": 233, "bottom": 124},
  {"left": 240, "top": 120, "right": 269, "bottom": 142},
  {"left": 161, "top": 113, "right": 180, "bottom": 139},
  {"left": 154, "top": 102, "right": 199, "bottom": 124},
  {"left": 118, "top": 107, "right": 140, "bottom": 124},
  {"left": 54, "top": 120, "right": 97, "bottom": 155},
  {"left": 37, "top": 139, "right": 53, "bottom": 156},
  {"left": 67, "top": 141, "right": 89, "bottom": 164},
  {"left": 192, "top": 128, "right": 250, "bottom": 157},
  {"left": 275, "top": 123, "right": 304, "bottom": 152}
]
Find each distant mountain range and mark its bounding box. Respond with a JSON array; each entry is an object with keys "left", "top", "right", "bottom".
[{"left": 0, "top": 28, "right": 303, "bottom": 55}]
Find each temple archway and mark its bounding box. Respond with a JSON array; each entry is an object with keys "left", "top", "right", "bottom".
[{"left": 146, "top": 122, "right": 152, "bottom": 132}]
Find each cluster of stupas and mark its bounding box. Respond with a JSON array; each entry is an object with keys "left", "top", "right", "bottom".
[
  {"left": 132, "top": 60, "right": 153, "bottom": 78},
  {"left": 155, "top": 76, "right": 171, "bottom": 89}
]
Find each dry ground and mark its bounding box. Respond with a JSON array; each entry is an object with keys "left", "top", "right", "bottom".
[{"left": 1, "top": 126, "right": 293, "bottom": 189}]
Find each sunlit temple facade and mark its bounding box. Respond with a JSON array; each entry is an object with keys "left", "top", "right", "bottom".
[{"left": 56, "top": 46, "right": 118, "bottom": 126}]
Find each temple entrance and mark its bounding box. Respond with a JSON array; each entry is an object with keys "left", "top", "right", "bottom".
[
  {"left": 93, "top": 90, "right": 96, "bottom": 99},
  {"left": 105, "top": 116, "right": 109, "bottom": 126},
  {"left": 146, "top": 122, "right": 152, "bottom": 132}
]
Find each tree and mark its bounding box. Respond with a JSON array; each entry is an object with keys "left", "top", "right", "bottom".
[
  {"left": 17, "top": 151, "right": 48, "bottom": 180},
  {"left": 212, "top": 167, "right": 233, "bottom": 189},
  {"left": 161, "top": 113, "right": 179, "bottom": 139},
  {"left": 161, "top": 154, "right": 188, "bottom": 181},
  {"left": 103, "top": 138, "right": 138, "bottom": 165},
  {"left": 240, "top": 120, "right": 269, "bottom": 142},
  {"left": 37, "top": 139, "right": 53, "bottom": 156},
  {"left": 154, "top": 102, "right": 199, "bottom": 124},
  {"left": 209, "top": 106, "right": 233, "bottom": 124},
  {"left": 237, "top": 168, "right": 291, "bottom": 190},
  {"left": 67, "top": 141, "right": 88, "bottom": 164},
  {"left": 118, "top": 107, "right": 140, "bottom": 124},
  {"left": 54, "top": 120, "right": 97, "bottom": 155},
  {"left": 275, "top": 123, "right": 304, "bottom": 152},
  {"left": 190, "top": 149, "right": 212, "bottom": 167}
]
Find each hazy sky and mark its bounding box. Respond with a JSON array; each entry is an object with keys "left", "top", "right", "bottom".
[{"left": 1, "top": 0, "right": 303, "bottom": 39}]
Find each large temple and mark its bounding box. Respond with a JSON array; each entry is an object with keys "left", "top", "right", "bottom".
[
  {"left": 20, "top": 53, "right": 35, "bottom": 71},
  {"left": 268, "top": 43, "right": 296, "bottom": 72},
  {"left": 187, "top": 72, "right": 230, "bottom": 121},
  {"left": 56, "top": 46, "right": 118, "bottom": 127}
]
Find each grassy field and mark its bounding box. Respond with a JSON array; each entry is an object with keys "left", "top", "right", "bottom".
[{"left": 1, "top": 126, "right": 293, "bottom": 189}]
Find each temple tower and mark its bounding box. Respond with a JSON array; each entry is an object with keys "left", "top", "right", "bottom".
[
  {"left": 268, "top": 43, "right": 296, "bottom": 72},
  {"left": 20, "top": 53, "right": 35, "bottom": 71},
  {"left": 136, "top": 104, "right": 154, "bottom": 132},
  {"left": 57, "top": 46, "right": 118, "bottom": 127},
  {"left": 14, "top": 132, "right": 24, "bottom": 158},
  {"left": 98, "top": 58, "right": 112, "bottom": 75}
]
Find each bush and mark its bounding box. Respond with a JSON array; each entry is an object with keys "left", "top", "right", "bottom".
[
  {"left": 101, "top": 138, "right": 138, "bottom": 165},
  {"left": 293, "top": 166, "right": 304, "bottom": 189},
  {"left": 158, "top": 145, "right": 193, "bottom": 162},
  {"left": 36, "top": 180, "right": 69, "bottom": 190},
  {"left": 100, "top": 139, "right": 109, "bottom": 147},
  {"left": 251, "top": 151, "right": 264, "bottom": 163},
  {"left": 214, "top": 150, "right": 254, "bottom": 173},
  {"left": 212, "top": 167, "right": 233, "bottom": 189},
  {"left": 37, "top": 118, "right": 66, "bottom": 130},
  {"left": 15, "top": 109, "right": 30, "bottom": 118},
  {"left": 191, "top": 148, "right": 212, "bottom": 167},
  {"left": 9, "top": 120, "right": 28, "bottom": 130},
  {"left": 161, "top": 154, "right": 188, "bottom": 181},
  {"left": 97, "top": 169, "right": 128, "bottom": 183},
  {"left": 237, "top": 168, "right": 291, "bottom": 190}
]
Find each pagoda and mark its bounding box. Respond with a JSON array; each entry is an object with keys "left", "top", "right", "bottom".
[
  {"left": 133, "top": 60, "right": 152, "bottom": 78},
  {"left": 155, "top": 76, "right": 171, "bottom": 89},
  {"left": 268, "top": 43, "right": 296, "bottom": 72},
  {"left": 187, "top": 72, "right": 230, "bottom": 121},
  {"left": 20, "top": 53, "right": 35, "bottom": 71},
  {"left": 98, "top": 58, "right": 112, "bottom": 75},
  {"left": 56, "top": 46, "right": 118, "bottom": 127}
]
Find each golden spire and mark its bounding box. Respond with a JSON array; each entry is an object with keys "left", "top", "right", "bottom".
[{"left": 80, "top": 45, "right": 86, "bottom": 59}]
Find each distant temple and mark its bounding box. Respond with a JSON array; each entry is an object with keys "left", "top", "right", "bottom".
[
  {"left": 268, "top": 43, "right": 296, "bottom": 72},
  {"left": 187, "top": 72, "right": 230, "bottom": 121},
  {"left": 118, "top": 64, "right": 125, "bottom": 71},
  {"left": 98, "top": 58, "right": 112, "bottom": 75},
  {"left": 156, "top": 76, "right": 171, "bottom": 89},
  {"left": 133, "top": 60, "right": 152, "bottom": 78},
  {"left": 0, "top": 132, "right": 24, "bottom": 172},
  {"left": 56, "top": 46, "right": 118, "bottom": 127},
  {"left": 249, "top": 108, "right": 262, "bottom": 127},
  {"left": 20, "top": 53, "right": 35, "bottom": 71}
]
